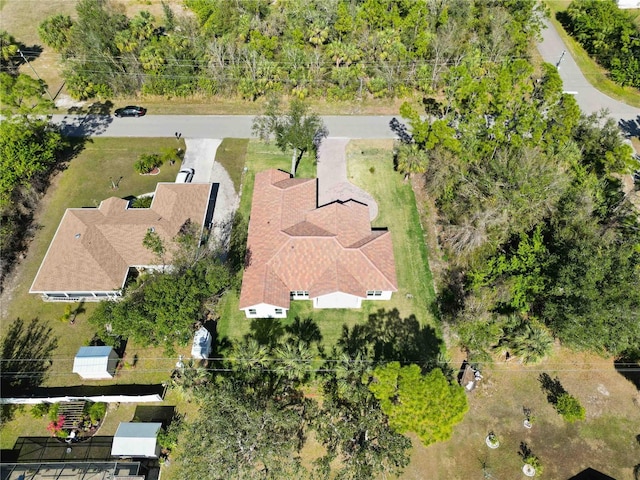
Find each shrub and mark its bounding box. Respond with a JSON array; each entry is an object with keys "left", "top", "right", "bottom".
[
  {"left": 48, "top": 403, "right": 60, "bottom": 421},
  {"left": 131, "top": 196, "right": 153, "bottom": 208},
  {"left": 87, "top": 402, "right": 107, "bottom": 423},
  {"left": 524, "top": 454, "right": 543, "bottom": 476},
  {"left": 134, "top": 153, "right": 163, "bottom": 174},
  {"left": 47, "top": 414, "right": 65, "bottom": 436},
  {"left": 555, "top": 393, "right": 586, "bottom": 422},
  {"left": 30, "top": 403, "right": 50, "bottom": 418}
]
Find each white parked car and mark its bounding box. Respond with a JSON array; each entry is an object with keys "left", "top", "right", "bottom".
[{"left": 175, "top": 167, "right": 194, "bottom": 183}]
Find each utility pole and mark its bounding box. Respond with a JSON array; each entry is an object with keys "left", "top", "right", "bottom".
[{"left": 17, "top": 49, "right": 54, "bottom": 101}]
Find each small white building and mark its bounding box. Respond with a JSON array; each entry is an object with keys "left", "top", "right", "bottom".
[
  {"left": 191, "top": 326, "right": 212, "bottom": 359},
  {"left": 111, "top": 422, "right": 162, "bottom": 458},
  {"left": 72, "top": 346, "right": 119, "bottom": 380}
]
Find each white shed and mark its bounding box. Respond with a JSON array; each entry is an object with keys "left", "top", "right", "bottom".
[
  {"left": 72, "top": 346, "right": 119, "bottom": 379},
  {"left": 191, "top": 326, "right": 212, "bottom": 359},
  {"left": 111, "top": 422, "right": 162, "bottom": 458}
]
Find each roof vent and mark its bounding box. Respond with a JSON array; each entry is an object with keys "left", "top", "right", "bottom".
[{"left": 74, "top": 233, "right": 81, "bottom": 239}]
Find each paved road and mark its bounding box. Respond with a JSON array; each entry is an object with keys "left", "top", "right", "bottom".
[
  {"left": 52, "top": 114, "right": 398, "bottom": 139},
  {"left": 537, "top": 18, "right": 639, "bottom": 138}
]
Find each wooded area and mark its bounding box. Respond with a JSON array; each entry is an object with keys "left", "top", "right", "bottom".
[
  {"left": 38, "top": 0, "right": 545, "bottom": 100},
  {"left": 559, "top": 0, "right": 640, "bottom": 88},
  {"left": 394, "top": 54, "right": 640, "bottom": 361}
]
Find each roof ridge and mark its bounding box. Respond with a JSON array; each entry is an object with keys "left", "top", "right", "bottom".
[{"left": 358, "top": 232, "right": 397, "bottom": 289}]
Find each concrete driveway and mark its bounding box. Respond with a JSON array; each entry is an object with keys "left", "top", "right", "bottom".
[
  {"left": 317, "top": 137, "right": 378, "bottom": 220},
  {"left": 181, "top": 138, "right": 239, "bottom": 249}
]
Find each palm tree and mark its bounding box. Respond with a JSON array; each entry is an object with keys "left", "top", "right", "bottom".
[
  {"left": 501, "top": 317, "right": 553, "bottom": 364},
  {"left": 272, "top": 341, "right": 312, "bottom": 396},
  {"left": 395, "top": 142, "right": 429, "bottom": 182}
]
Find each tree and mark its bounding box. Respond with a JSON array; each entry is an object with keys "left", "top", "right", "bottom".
[
  {"left": 395, "top": 142, "right": 428, "bottom": 182},
  {"left": 0, "top": 73, "right": 54, "bottom": 115},
  {"left": 368, "top": 362, "right": 468, "bottom": 446},
  {"left": 178, "top": 379, "right": 309, "bottom": 480},
  {"left": 313, "top": 353, "right": 411, "bottom": 480},
  {"left": 252, "top": 97, "right": 327, "bottom": 176},
  {"left": 499, "top": 316, "right": 554, "bottom": 365},
  {"left": 0, "top": 117, "right": 65, "bottom": 209},
  {"left": 88, "top": 257, "right": 231, "bottom": 354},
  {"left": 0, "top": 30, "right": 20, "bottom": 73},
  {"left": 555, "top": 392, "right": 586, "bottom": 423},
  {"left": 142, "top": 228, "right": 166, "bottom": 268},
  {"left": 38, "top": 14, "right": 73, "bottom": 53}
]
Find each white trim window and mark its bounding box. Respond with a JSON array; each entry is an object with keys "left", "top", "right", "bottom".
[
  {"left": 290, "top": 290, "right": 310, "bottom": 299},
  {"left": 366, "top": 290, "right": 383, "bottom": 298},
  {"left": 248, "top": 308, "right": 257, "bottom": 315},
  {"left": 275, "top": 308, "right": 283, "bottom": 315}
]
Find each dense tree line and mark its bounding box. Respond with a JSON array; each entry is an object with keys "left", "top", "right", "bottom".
[
  {"left": 39, "top": 0, "right": 545, "bottom": 100},
  {"left": 395, "top": 56, "right": 640, "bottom": 361},
  {"left": 560, "top": 0, "right": 640, "bottom": 88}
]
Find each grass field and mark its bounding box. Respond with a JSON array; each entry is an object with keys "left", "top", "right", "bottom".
[
  {"left": 545, "top": 0, "right": 640, "bottom": 108},
  {"left": 400, "top": 348, "right": 640, "bottom": 480}
]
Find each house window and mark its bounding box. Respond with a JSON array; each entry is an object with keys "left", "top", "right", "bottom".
[
  {"left": 290, "top": 291, "right": 309, "bottom": 298},
  {"left": 248, "top": 309, "right": 257, "bottom": 315},
  {"left": 275, "top": 308, "right": 283, "bottom": 315},
  {"left": 366, "top": 291, "right": 382, "bottom": 297}
]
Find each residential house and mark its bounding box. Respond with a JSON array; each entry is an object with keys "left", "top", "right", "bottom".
[
  {"left": 239, "top": 169, "right": 397, "bottom": 318},
  {"left": 30, "top": 183, "right": 214, "bottom": 301}
]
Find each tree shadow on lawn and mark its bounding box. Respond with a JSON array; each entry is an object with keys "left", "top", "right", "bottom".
[
  {"left": 0, "top": 318, "right": 58, "bottom": 421},
  {"left": 247, "top": 316, "right": 323, "bottom": 351},
  {"left": 337, "top": 308, "right": 445, "bottom": 374},
  {"left": 538, "top": 372, "right": 567, "bottom": 406}
]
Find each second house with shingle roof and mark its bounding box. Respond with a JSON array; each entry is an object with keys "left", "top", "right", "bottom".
[{"left": 239, "top": 169, "right": 397, "bottom": 318}]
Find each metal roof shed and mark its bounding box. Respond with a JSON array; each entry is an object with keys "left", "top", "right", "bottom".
[
  {"left": 191, "top": 326, "right": 212, "bottom": 359},
  {"left": 111, "top": 422, "right": 162, "bottom": 458},
  {"left": 72, "top": 346, "right": 119, "bottom": 380}
]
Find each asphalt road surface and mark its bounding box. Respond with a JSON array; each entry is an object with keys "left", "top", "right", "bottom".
[
  {"left": 537, "top": 18, "right": 639, "bottom": 139},
  {"left": 51, "top": 114, "right": 399, "bottom": 139}
]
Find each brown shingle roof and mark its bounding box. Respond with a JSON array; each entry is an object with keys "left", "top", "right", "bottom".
[
  {"left": 30, "top": 183, "right": 213, "bottom": 293},
  {"left": 239, "top": 170, "right": 397, "bottom": 309}
]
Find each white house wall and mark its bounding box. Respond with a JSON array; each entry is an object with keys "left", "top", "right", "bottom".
[
  {"left": 241, "top": 303, "right": 288, "bottom": 319},
  {"left": 366, "top": 291, "right": 393, "bottom": 301},
  {"left": 313, "top": 292, "right": 362, "bottom": 309}
]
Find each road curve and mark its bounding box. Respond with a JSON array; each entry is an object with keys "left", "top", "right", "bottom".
[
  {"left": 537, "top": 18, "right": 639, "bottom": 136},
  {"left": 51, "top": 114, "right": 399, "bottom": 139}
]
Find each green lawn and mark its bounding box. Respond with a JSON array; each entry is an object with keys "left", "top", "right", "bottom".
[
  {"left": 545, "top": 1, "right": 640, "bottom": 108},
  {"left": 214, "top": 138, "right": 249, "bottom": 194}
]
